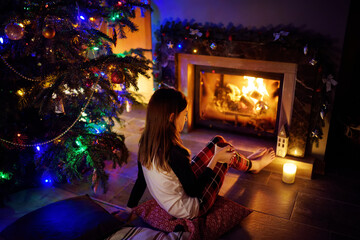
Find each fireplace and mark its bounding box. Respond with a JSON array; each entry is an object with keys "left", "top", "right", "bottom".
[
  {"left": 177, "top": 54, "right": 297, "bottom": 138},
  {"left": 176, "top": 53, "right": 314, "bottom": 179},
  {"left": 194, "top": 66, "right": 283, "bottom": 137}
]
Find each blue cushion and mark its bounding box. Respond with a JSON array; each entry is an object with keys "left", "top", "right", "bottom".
[{"left": 0, "top": 195, "right": 122, "bottom": 240}]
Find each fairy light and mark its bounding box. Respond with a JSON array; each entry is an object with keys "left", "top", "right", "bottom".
[
  {"left": 0, "top": 171, "right": 12, "bottom": 180},
  {"left": 0, "top": 78, "right": 100, "bottom": 148},
  {"left": 193, "top": 49, "right": 198, "bottom": 53},
  {"left": 16, "top": 89, "right": 25, "bottom": 96}
]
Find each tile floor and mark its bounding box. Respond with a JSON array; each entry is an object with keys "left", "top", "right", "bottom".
[{"left": 1, "top": 104, "right": 360, "bottom": 240}]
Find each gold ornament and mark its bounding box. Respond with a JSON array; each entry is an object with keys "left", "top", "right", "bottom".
[
  {"left": 5, "top": 22, "right": 24, "bottom": 40},
  {"left": 42, "top": 26, "right": 56, "bottom": 39}
]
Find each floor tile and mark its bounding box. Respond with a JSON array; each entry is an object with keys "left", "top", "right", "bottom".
[
  {"left": 220, "top": 175, "right": 298, "bottom": 219},
  {"left": 221, "top": 211, "right": 330, "bottom": 240},
  {"left": 292, "top": 192, "right": 360, "bottom": 239}
]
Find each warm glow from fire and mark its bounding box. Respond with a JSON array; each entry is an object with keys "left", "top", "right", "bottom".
[
  {"left": 198, "top": 71, "right": 280, "bottom": 135},
  {"left": 226, "top": 75, "right": 270, "bottom": 113}
]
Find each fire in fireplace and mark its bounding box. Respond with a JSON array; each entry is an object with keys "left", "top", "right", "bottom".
[{"left": 194, "top": 66, "right": 283, "bottom": 137}]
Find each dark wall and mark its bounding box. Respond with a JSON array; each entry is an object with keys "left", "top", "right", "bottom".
[{"left": 326, "top": 0, "right": 360, "bottom": 171}]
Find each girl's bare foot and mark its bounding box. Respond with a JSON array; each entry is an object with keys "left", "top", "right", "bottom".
[
  {"left": 249, "top": 148, "right": 275, "bottom": 173},
  {"left": 247, "top": 148, "right": 267, "bottom": 160}
]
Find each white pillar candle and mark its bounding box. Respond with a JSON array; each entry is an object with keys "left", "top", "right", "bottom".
[{"left": 282, "top": 163, "right": 297, "bottom": 184}]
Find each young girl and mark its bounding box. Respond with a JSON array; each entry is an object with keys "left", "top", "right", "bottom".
[{"left": 126, "top": 88, "right": 275, "bottom": 219}]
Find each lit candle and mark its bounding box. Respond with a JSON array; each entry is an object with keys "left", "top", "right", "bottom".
[{"left": 282, "top": 163, "right": 297, "bottom": 184}]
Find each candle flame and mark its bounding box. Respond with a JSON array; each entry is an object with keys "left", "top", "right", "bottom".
[{"left": 283, "top": 163, "right": 297, "bottom": 174}]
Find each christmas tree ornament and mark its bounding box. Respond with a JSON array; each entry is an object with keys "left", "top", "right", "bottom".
[
  {"left": 54, "top": 97, "right": 65, "bottom": 114},
  {"left": 273, "top": 30, "right": 289, "bottom": 41},
  {"left": 322, "top": 74, "right": 337, "bottom": 92},
  {"left": 309, "top": 58, "right": 317, "bottom": 65},
  {"left": 210, "top": 43, "right": 216, "bottom": 49},
  {"left": 167, "top": 41, "right": 174, "bottom": 48},
  {"left": 5, "top": 22, "right": 25, "bottom": 40},
  {"left": 42, "top": 25, "right": 56, "bottom": 39},
  {"left": 311, "top": 129, "right": 320, "bottom": 139},
  {"left": 111, "top": 71, "right": 124, "bottom": 84},
  {"left": 320, "top": 103, "right": 328, "bottom": 120},
  {"left": 89, "top": 16, "right": 103, "bottom": 28},
  {"left": 190, "top": 28, "right": 202, "bottom": 37},
  {"left": 205, "top": 30, "right": 210, "bottom": 38},
  {"left": 303, "top": 44, "right": 308, "bottom": 55},
  {"left": 320, "top": 109, "right": 325, "bottom": 120}
]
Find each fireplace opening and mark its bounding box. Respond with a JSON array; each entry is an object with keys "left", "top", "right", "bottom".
[{"left": 194, "top": 66, "right": 284, "bottom": 137}]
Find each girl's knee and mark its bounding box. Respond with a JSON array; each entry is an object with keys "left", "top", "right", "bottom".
[{"left": 211, "top": 135, "right": 226, "bottom": 144}]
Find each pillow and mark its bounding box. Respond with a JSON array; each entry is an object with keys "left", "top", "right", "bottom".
[
  {"left": 133, "top": 196, "right": 252, "bottom": 240},
  {"left": 107, "top": 226, "right": 191, "bottom": 240},
  {"left": 0, "top": 195, "right": 122, "bottom": 240}
]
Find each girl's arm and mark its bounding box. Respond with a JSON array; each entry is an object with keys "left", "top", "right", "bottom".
[
  {"left": 169, "top": 146, "right": 216, "bottom": 198},
  {"left": 126, "top": 161, "right": 147, "bottom": 208}
]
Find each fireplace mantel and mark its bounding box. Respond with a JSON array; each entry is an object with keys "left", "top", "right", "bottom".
[{"left": 176, "top": 53, "right": 314, "bottom": 179}]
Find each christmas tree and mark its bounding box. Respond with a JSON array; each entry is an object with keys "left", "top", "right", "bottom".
[{"left": 0, "top": 0, "right": 151, "bottom": 202}]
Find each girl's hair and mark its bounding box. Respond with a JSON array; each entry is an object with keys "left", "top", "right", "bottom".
[{"left": 138, "top": 88, "right": 189, "bottom": 171}]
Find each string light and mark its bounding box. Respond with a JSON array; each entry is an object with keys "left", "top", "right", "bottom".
[
  {"left": 16, "top": 89, "right": 25, "bottom": 96},
  {"left": 0, "top": 54, "right": 40, "bottom": 82},
  {"left": 0, "top": 78, "right": 100, "bottom": 148}
]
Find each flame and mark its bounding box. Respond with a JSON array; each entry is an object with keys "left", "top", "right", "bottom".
[
  {"left": 227, "top": 76, "right": 270, "bottom": 106},
  {"left": 242, "top": 76, "right": 269, "bottom": 100}
]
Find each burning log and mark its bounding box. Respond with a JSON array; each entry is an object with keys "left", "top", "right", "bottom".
[
  {"left": 250, "top": 90, "right": 262, "bottom": 100},
  {"left": 240, "top": 95, "right": 254, "bottom": 109}
]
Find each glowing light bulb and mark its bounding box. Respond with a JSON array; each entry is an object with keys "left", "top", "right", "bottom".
[
  {"left": 16, "top": 89, "right": 25, "bottom": 96},
  {"left": 193, "top": 49, "right": 198, "bottom": 53}
]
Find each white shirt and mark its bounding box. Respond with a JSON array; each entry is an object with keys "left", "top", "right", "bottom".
[{"left": 142, "top": 161, "right": 200, "bottom": 219}]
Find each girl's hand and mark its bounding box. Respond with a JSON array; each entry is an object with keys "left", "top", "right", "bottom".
[{"left": 213, "top": 144, "right": 235, "bottom": 164}]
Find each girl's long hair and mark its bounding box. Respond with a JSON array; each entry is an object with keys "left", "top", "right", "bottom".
[{"left": 138, "top": 88, "right": 189, "bottom": 171}]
